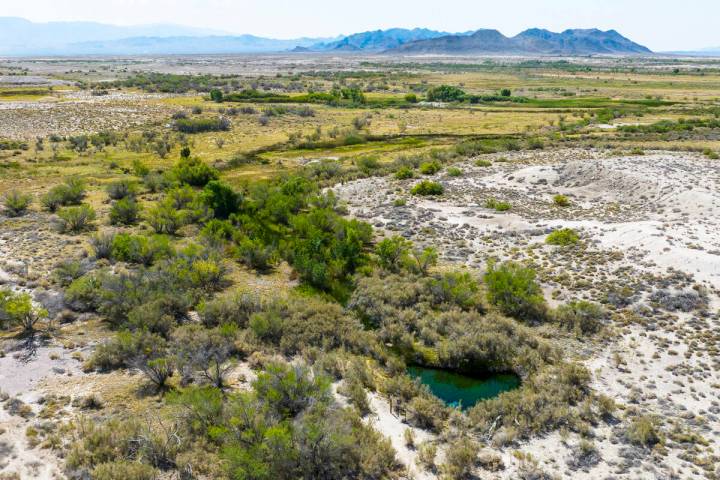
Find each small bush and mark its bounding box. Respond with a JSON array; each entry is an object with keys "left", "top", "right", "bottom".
[
  {"left": 92, "top": 461, "right": 158, "bottom": 480},
  {"left": 441, "top": 437, "right": 479, "bottom": 479},
  {"left": 446, "top": 167, "right": 463, "bottom": 177},
  {"left": 411, "top": 180, "right": 443, "bottom": 196},
  {"left": 174, "top": 116, "right": 230, "bottom": 134},
  {"left": 546, "top": 228, "right": 579, "bottom": 246},
  {"left": 57, "top": 205, "right": 96, "bottom": 233},
  {"left": 147, "top": 204, "right": 185, "bottom": 235},
  {"left": 627, "top": 415, "right": 662, "bottom": 447},
  {"left": 41, "top": 178, "right": 86, "bottom": 212},
  {"left": 394, "top": 166, "right": 415, "bottom": 180},
  {"left": 553, "top": 194, "right": 571, "bottom": 207},
  {"left": 109, "top": 198, "right": 141, "bottom": 225},
  {"left": 554, "top": 301, "right": 606, "bottom": 335},
  {"left": 3, "top": 190, "right": 32, "bottom": 217},
  {"left": 106, "top": 179, "right": 137, "bottom": 200},
  {"left": 236, "top": 237, "right": 277, "bottom": 272},
  {"left": 172, "top": 157, "right": 219, "bottom": 187},
  {"left": 419, "top": 161, "right": 441, "bottom": 175},
  {"left": 475, "top": 159, "right": 492, "bottom": 167},
  {"left": 484, "top": 261, "right": 547, "bottom": 323},
  {"left": 485, "top": 198, "right": 511, "bottom": 211}
]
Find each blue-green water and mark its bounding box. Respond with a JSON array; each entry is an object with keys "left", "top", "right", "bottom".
[{"left": 408, "top": 366, "right": 520, "bottom": 410}]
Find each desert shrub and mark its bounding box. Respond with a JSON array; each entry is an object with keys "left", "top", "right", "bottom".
[
  {"left": 109, "top": 198, "right": 141, "bottom": 225},
  {"left": 475, "top": 159, "right": 492, "bottom": 167},
  {"left": 356, "top": 156, "right": 381, "bottom": 174},
  {"left": 106, "top": 179, "right": 138, "bottom": 200},
  {"left": 91, "top": 231, "right": 117, "bottom": 259},
  {"left": 174, "top": 116, "right": 230, "bottom": 134},
  {"left": 627, "top": 415, "right": 662, "bottom": 447},
  {"left": 446, "top": 167, "right": 463, "bottom": 177},
  {"left": 484, "top": 261, "right": 547, "bottom": 323},
  {"left": 0, "top": 289, "right": 48, "bottom": 332},
  {"left": 375, "top": 236, "right": 412, "bottom": 273},
  {"left": 441, "top": 437, "right": 479, "bottom": 479},
  {"left": 649, "top": 288, "right": 706, "bottom": 312},
  {"left": 91, "top": 461, "right": 158, "bottom": 480},
  {"left": 201, "top": 180, "right": 242, "bottom": 219},
  {"left": 527, "top": 138, "right": 545, "bottom": 150},
  {"left": 339, "top": 379, "right": 371, "bottom": 416},
  {"left": 137, "top": 357, "right": 174, "bottom": 390},
  {"left": 198, "top": 291, "right": 264, "bottom": 328},
  {"left": 143, "top": 172, "right": 169, "bottom": 193},
  {"left": 53, "top": 259, "right": 87, "bottom": 287},
  {"left": 554, "top": 301, "right": 606, "bottom": 335},
  {"left": 469, "top": 363, "right": 592, "bottom": 438},
  {"left": 405, "top": 93, "right": 418, "bottom": 103},
  {"left": 406, "top": 395, "right": 447, "bottom": 431},
  {"left": 419, "top": 161, "right": 441, "bottom": 175},
  {"left": 546, "top": 228, "right": 579, "bottom": 246},
  {"left": 146, "top": 204, "right": 186, "bottom": 235},
  {"left": 87, "top": 330, "right": 167, "bottom": 371},
  {"left": 428, "top": 271, "right": 481, "bottom": 310},
  {"left": 110, "top": 234, "right": 174, "bottom": 266},
  {"left": 2, "top": 190, "right": 32, "bottom": 217},
  {"left": 172, "top": 157, "right": 219, "bottom": 187},
  {"left": 553, "top": 194, "right": 571, "bottom": 207},
  {"left": 57, "top": 204, "right": 96, "bottom": 233},
  {"left": 485, "top": 198, "right": 511, "bottom": 211},
  {"left": 41, "top": 178, "right": 86, "bottom": 212},
  {"left": 426, "top": 85, "right": 466, "bottom": 102},
  {"left": 394, "top": 166, "right": 415, "bottom": 180},
  {"left": 411, "top": 180, "right": 443, "bottom": 196},
  {"left": 412, "top": 246, "right": 438, "bottom": 275},
  {"left": 285, "top": 208, "right": 373, "bottom": 294},
  {"left": 236, "top": 237, "right": 277, "bottom": 272},
  {"left": 417, "top": 441, "right": 437, "bottom": 469}
]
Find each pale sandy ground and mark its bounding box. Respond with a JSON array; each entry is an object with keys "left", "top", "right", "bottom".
[{"left": 336, "top": 149, "right": 720, "bottom": 479}]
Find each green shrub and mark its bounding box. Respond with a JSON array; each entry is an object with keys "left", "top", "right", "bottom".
[
  {"left": 554, "top": 301, "right": 606, "bottom": 336},
  {"left": 419, "top": 161, "right": 441, "bottom": 175},
  {"left": 174, "top": 116, "right": 230, "bottom": 134},
  {"left": 446, "top": 167, "right": 463, "bottom": 177},
  {"left": 236, "top": 237, "right": 277, "bottom": 272},
  {"left": 375, "top": 236, "right": 412, "bottom": 273},
  {"left": 110, "top": 233, "right": 174, "bottom": 266},
  {"left": 484, "top": 261, "right": 547, "bottom": 323},
  {"left": 356, "top": 156, "right": 381, "bottom": 174},
  {"left": 485, "top": 198, "right": 511, "bottom": 211},
  {"left": 87, "top": 330, "right": 166, "bottom": 371},
  {"left": 92, "top": 461, "right": 158, "bottom": 480},
  {"left": 172, "top": 157, "right": 219, "bottom": 187},
  {"left": 57, "top": 204, "right": 96, "bottom": 233},
  {"left": 546, "top": 228, "right": 579, "bottom": 246},
  {"left": 147, "top": 204, "right": 186, "bottom": 235},
  {"left": 553, "top": 194, "right": 571, "bottom": 207},
  {"left": 41, "top": 178, "right": 86, "bottom": 212},
  {"left": 2, "top": 190, "right": 32, "bottom": 217},
  {"left": 426, "top": 85, "right": 466, "bottom": 102},
  {"left": 109, "top": 198, "right": 141, "bottom": 225},
  {"left": 475, "top": 159, "right": 492, "bottom": 167},
  {"left": 411, "top": 180, "right": 443, "bottom": 196},
  {"left": 201, "top": 180, "right": 241, "bottom": 219},
  {"left": 0, "top": 289, "right": 48, "bottom": 332},
  {"left": 394, "top": 166, "right": 415, "bottom": 180},
  {"left": 627, "top": 415, "right": 662, "bottom": 447},
  {"left": 106, "top": 179, "right": 138, "bottom": 200},
  {"left": 441, "top": 437, "right": 479, "bottom": 479},
  {"left": 405, "top": 93, "right": 418, "bottom": 103}
]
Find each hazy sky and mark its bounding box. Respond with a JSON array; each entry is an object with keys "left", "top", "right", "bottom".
[{"left": 2, "top": 0, "right": 718, "bottom": 51}]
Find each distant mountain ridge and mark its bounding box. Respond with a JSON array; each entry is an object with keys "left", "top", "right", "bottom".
[
  {"left": 390, "top": 28, "right": 652, "bottom": 55},
  {"left": 0, "top": 17, "right": 651, "bottom": 56},
  {"left": 307, "top": 28, "right": 468, "bottom": 52}
]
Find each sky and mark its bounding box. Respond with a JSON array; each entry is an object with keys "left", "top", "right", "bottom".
[{"left": 1, "top": 0, "right": 718, "bottom": 51}]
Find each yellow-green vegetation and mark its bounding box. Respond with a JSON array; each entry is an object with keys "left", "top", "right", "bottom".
[{"left": 546, "top": 228, "right": 580, "bottom": 246}]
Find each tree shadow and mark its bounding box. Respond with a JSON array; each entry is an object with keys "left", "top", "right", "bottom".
[{"left": 4, "top": 330, "right": 52, "bottom": 363}]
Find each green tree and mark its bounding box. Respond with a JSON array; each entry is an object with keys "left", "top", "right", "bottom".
[{"left": 484, "top": 261, "right": 547, "bottom": 323}]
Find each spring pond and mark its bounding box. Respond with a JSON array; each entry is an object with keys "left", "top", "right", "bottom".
[{"left": 407, "top": 366, "right": 520, "bottom": 410}]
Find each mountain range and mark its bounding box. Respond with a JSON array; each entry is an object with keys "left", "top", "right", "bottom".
[
  {"left": 390, "top": 28, "right": 652, "bottom": 55},
  {"left": 0, "top": 17, "right": 652, "bottom": 56}
]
